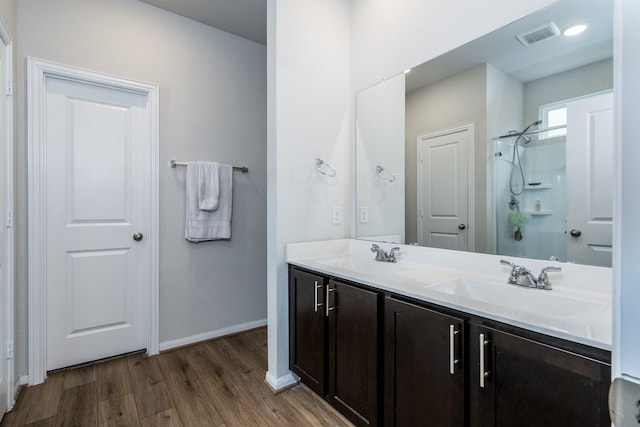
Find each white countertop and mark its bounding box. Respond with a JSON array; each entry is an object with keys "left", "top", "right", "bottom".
[{"left": 287, "top": 239, "right": 612, "bottom": 351}]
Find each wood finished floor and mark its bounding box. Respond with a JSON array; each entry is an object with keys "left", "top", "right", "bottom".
[{"left": 1, "top": 328, "right": 353, "bottom": 427}]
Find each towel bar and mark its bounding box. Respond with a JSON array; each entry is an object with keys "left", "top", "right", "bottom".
[{"left": 170, "top": 160, "right": 248, "bottom": 173}]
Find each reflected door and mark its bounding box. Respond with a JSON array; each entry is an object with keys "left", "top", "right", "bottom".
[
  {"left": 417, "top": 126, "right": 472, "bottom": 250},
  {"left": 566, "top": 92, "right": 613, "bottom": 267},
  {"left": 44, "top": 75, "right": 149, "bottom": 370}
]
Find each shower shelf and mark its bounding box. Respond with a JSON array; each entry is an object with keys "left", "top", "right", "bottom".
[
  {"left": 524, "top": 184, "right": 553, "bottom": 190},
  {"left": 524, "top": 210, "right": 553, "bottom": 216}
]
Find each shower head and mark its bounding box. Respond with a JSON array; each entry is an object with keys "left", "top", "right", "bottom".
[
  {"left": 522, "top": 119, "right": 542, "bottom": 135},
  {"left": 518, "top": 119, "right": 542, "bottom": 144}
]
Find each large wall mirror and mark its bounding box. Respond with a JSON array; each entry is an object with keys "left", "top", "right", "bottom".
[{"left": 355, "top": 0, "right": 613, "bottom": 267}]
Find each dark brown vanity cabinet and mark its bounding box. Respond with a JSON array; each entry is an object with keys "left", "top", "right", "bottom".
[
  {"left": 469, "top": 323, "right": 611, "bottom": 427},
  {"left": 289, "top": 268, "right": 327, "bottom": 395},
  {"left": 327, "top": 279, "right": 380, "bottom": 426},
  {"left": 384, "top": 297, "right": 466, "bottom": 427},
  {"left": 289, "top": 265, "right": 611, "bottom": 427},
  {"left": 289, "top": 267, "right": 381, "bottom": 426}
]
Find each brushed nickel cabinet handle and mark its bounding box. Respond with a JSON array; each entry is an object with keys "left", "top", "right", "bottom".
[
  {"left": 133, "top": 232, "right": 143, "bottom": 241},
  {"left": 314, "top": 281, "right": 323, "bottom": 312},
  {"left": 325, "top": 286, "right": 336, "bottom": 317},
  {"left": 449, "top": 324, "right": 460, "bottom": 374},
  {"left": 479, "top": 333, "right": 490, "bottom": 388}
]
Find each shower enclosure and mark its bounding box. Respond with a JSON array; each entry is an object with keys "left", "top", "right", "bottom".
[{"left": 494, "top": 131, "right": 567, "bottom": 261}]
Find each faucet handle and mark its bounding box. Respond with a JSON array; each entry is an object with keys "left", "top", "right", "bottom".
[
  {"left": 500, "top": 259, "right": 517, "bottom": 268},
  {"left": 537, "top": 266, "right": 561, "bottom": 290},
  {"left": 500, "top": 259, "right": 529, "bottom": 273},
  {"left": 500, "top": 259, "right": 525, "bottom": 284},
  {"left": 389, "top": 247, "right": 400, "bottom": 262},
  {"left": 370, "top": 243, "right": 380, "bottom": 253}
]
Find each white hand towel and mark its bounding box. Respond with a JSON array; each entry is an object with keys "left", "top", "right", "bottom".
[
  {"left": 185, "top": 163, "right": 233, "bottom": 241},
  {"left": 197, "top": 161, "right": 220, "bottom": 211}
]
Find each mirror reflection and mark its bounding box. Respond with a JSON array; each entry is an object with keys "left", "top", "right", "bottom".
[{"left": 355, "top": 0, "right": 613, "bottom": 267}]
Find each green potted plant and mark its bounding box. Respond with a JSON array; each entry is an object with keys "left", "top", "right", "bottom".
[{"left": 508, "top": 211, "right": 530, "bottom": 241}]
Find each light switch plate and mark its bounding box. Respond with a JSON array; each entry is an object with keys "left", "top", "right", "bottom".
[
  {"left": 332, "top": 206, "right": 342, "bottom": 225},
  {"left": 360, "top": 206, "right": 369, "bottom": 223}
]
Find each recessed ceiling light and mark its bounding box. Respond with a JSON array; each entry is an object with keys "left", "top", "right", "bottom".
[{"left": 563, "top": 24, "right": 588, "bottom": 37}]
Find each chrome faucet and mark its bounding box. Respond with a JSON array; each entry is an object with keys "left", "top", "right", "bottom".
[
  {"left": 371, "top": 244, "right": 400, "bottom": 263},
  {"left": 500, "top": 259, "right": 561, "bottom": 290}
]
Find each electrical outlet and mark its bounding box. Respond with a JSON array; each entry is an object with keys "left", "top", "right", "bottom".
[
  {"left": 360, "top": 206, "right": 369, "bottom": 223},
  {"left": 332, "top": 206, "right": 342, "bottom": 225}
]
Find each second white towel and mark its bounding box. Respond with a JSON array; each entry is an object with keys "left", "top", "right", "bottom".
[
  {"left": 197, "top": 161, "right": 220, "bottom": 211},
  {"left": 185, "top": 162, "right": 233, "bottom": 242}
]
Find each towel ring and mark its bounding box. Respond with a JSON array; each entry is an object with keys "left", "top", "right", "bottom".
[
  {"left": 316, "top": 158, "right": 337, "bottom": 177},
  {"left": 376, "top": 165, "right": 396, "bottom": 183}
]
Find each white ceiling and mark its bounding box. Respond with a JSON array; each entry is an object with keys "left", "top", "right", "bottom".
[
  {"left": 138, "top": 0, "right": 611, "bottom": 88},
  {"left": 139, "top": 0, "right": 267, "bottom": 45},
  {"left": 405, "top": 0, "right": 613, "bottom": 92}
]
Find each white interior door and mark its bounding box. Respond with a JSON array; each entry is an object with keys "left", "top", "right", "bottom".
[
  {"left": 0, "top": 47, "right": 8, "bottom": 417},
  {"left": 566, "top": 92, "right": 614, "bottom": 267},
  {"left": 417, "top": 126, "right": 472, "bottom": 250},
  {"left": 44, "top": 75, "right": 150, "bottom": 371},
  {"left": 0, "top": 22, "right": 12, "bottom": 416}
]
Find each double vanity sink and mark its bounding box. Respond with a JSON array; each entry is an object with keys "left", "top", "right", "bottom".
[
  {"left": 287, "top": 239, "right": 612, "bottom": 426},
  {"left": 289, "top": 239, "right": 612, "bottom": 350}
]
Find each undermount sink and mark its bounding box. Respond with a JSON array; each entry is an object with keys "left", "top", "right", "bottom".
[{"left": 425, "top": 278, "right": 608, "bottom": 323}]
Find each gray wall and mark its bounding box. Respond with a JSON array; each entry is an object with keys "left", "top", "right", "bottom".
[
  {"left": 15, "top": 0, "right": 267, "bottom": 376},
  {"left": 524, "top": 58, "right": 613, "bottom": 122},
  {"left": 0, "top": 0, "right": 15, "bottom": 37},
  {"left": 405, "top": 65, "right": 488, "bottom": 249}
]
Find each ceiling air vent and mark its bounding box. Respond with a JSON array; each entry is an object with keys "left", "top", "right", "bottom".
[{"left": 516, "top": 22, "right": 561, "bottom": 46}]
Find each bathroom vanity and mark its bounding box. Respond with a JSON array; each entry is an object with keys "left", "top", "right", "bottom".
[{"left": 287, "top": 240, "right": 612, "bottom": 427}]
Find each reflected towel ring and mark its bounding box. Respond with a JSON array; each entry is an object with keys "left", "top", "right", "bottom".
[
  {"left": 376, "top": 165, "right": 396, "bottom": 183},
  {"left": 316, "top": 158, "right": 336, "bottom": 177}
]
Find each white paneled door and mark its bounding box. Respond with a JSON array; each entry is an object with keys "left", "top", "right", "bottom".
[
  {"left": 566, "top": 92, "right": 614, "bottom": 267},
  {"left": 42, "top": 73, "right": 151, "bottom": 371},
  {"left": 0, "top": 29, "right": 11, "bottom": 416},
  {"left": 0, "top": 52, "right": 5, "bottom": 413},
  {"left": 417, "top": 126, "right": 473, "bottom": 251}
]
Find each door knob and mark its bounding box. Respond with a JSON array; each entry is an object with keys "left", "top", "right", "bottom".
[
  {"left": 569, "top": 229, "right": 582, "bottom": 238},
  {"left": 133, "top": 232, "right": 144, "bottom": 241},
  {"left": 458, "top": 224, "right": 466, "bottom": 230}
]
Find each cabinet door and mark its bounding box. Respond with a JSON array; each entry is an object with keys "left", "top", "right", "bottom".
[
  {"left": 289, "top": 268, "right": 326, "bottom": 395},
  {"left": 328, "top": 280, "right": 380, "bottom": 426},
  {"left": 470, "top": 324, "right": 611, "bottom": 427},
  {"left": 385, "top": 297, "right": 465, "bottom": 427}
]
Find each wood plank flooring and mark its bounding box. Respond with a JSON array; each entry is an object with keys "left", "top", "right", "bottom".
[{"left": 1, "top": 328, "right": 353, "bottom": 427}]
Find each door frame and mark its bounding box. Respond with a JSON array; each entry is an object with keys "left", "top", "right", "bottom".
[
  {"left": 416, "top": 124, "right": 475, "bottom": 250},
  {"left": 27, "top": 58, "right": 159, "bottom": 385},
  {"left": 0, "top": 16, "right": 14, "bottom": 411}
]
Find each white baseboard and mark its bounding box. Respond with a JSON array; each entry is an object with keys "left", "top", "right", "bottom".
[
  {"left": 158, "top": 318, "right": 267, "bottom": 352},
  {"left": 265, "top": 371, "right": 299, "bottom": 393}
]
